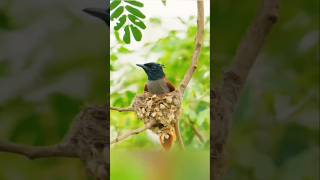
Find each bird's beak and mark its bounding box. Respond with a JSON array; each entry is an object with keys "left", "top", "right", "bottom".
[
  {"left": 83, "top": 8, "right": 109, "bottom": 24},
  {"left": 136, "top": 64, "right": 146, "bottom": 69}
]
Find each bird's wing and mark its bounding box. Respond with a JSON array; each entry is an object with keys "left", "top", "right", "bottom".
[
  {"left": 164, "top": 78, "right": 175, "bottom": 92},
  {"left": 144, "top": 84, "right": 148, "bottom": 92}
]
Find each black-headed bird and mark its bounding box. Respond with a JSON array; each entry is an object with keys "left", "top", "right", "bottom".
[
  {"left": 137, "top": 62, "right": 177, "bottom": 150},
  {"left": 136, "top": 63, "right": 175, "bottom": 95}
]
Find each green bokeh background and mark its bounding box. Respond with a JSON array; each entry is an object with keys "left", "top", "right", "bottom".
[{"left": 213, "top": 0, "right": 319, "bottom": 179}]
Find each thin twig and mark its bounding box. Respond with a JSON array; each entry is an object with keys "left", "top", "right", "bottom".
[
  {"left": 188, "top": 120, "right": 205, "bottom": 143},
  {"left": 0, "top": 141, "right": 77, "bottom": 159},
  {"left": 174, "top": 119, "right": 185, "bottom": 150},
  {"left": 179, "top": 0, "right": 205, "bottom": 94},
  {"left": 173, "top": 0, "right": 205, "bottom": 151},
  {"left": 111, "top": 123, "right": 155, "bottom": 144},
  {"left": 110, "top": 107, "right": 134, "bottom": 112}
]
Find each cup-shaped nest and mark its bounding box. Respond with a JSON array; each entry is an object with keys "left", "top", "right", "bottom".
[{"left": 133, "top": 90, "right": 182, "bottom": 135}]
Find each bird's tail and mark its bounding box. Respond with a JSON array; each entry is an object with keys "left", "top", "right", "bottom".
[{"left": 159, "top": 127, "right": 176, "bottom": 151}]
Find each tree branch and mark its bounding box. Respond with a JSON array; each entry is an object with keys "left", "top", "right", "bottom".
[
  {"left": 0, "top": 141, "right": 77, "bottom": 159},
  {"left": 111, "top": 123, "right": 155, "bottom": 144},
  {"left": 188, "top": 120, "right": 205, "bottom": 143},
  {"left": 230, "top": 0, "right": 279, "bottom": 82},
  {"left": 213, "top": 0, "right": 280, "bottom": 179},
  {"left": 170, "top": 0, "right": 205, "bottom": 151},
  {"left": 110, "top": 107, "right": 134, "bottom": 112},
  {"left": 179, "top": 0, "right": 204, "bottom": 94},
  {"left": 0, "top": 106, "right": 108, "bottom": 179},
  {"left": 174, "top": 119, "right": 185, "bottom": 150}
]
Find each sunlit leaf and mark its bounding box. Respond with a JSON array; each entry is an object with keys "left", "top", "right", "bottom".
[
  {"left": 110, "top": 0, "right": 121, "bottom": 10},
  {"left": 123, "top": 25, "right": 131, "bottom": 44},
  {"left": 114, "top": 15, "right": 127, "bottom": 30},
  {"left": 124, "top": 0, "right": 144, "bottom": 7},
  {"left": 149, "top": 17, "right": 162, "bottom": 24},
  {"left": 130, "top": 25, "right": 142, "bottom": 41},
  {"left": 111, "top": 6, "right": 124, "bottom": 20},
  {"left": 128, "top": 14, "right": 146, "bottom": 29},
  {"left": 125, "top": 5, "right": 145, "bottom": 19},
  {"left": 114, "top": 30, "right": 123, "bottom": 43},
  {"left": 118, "top": 46, "right": 132, "bottom": 53}
]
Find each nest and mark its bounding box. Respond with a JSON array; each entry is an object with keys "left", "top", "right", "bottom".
[{"left": 133, "top": 90, "right": 182, "bottom": 135}]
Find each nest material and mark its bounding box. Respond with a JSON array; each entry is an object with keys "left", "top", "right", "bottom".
[
  {"left": 63, "top": 106, "right": 108, "bottom": 179},
  {"left": 133, "top": 90, "right": 182, "bottom": 135}
]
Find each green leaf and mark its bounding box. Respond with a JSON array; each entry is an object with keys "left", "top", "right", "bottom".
[
  {"left": 118, "top": 46, "right": 132, "bottom": 53},
  {"left": 149, "top": 17, "right": 162, "bottom": 24},
  {"left": 161, "top": 0, "right": 167, "bottom": 6},
  {"left": 111, "top": 54, "right": 118, "bottom": 61},
  {"left": 130, "top": 25, "right": 142, "bottom": 41},
  {"left": 124, "top": 0, "right": 144, "bottom": 7},
  {"left": 123, "top": 25, "right": 131, "bottom": 44},
  {"left": 114, "top": 15, "right": 127, "bottom": 30},
  {"left": 110, "top": 0, "right": 121, "bottom": 10},
  {"left": 114, "top": 31, "right": 123, "bottom": 43},
  {"left": 128, "top": 14, "right": 146, "bottom": 29},
  {"left": 111, "top": 6, "right": 124, "bottom": 20},
  {"left": 125, "top": 5, "right": 145, "bottom": 19}
]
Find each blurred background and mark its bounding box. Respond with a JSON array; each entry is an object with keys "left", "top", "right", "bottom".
[
  {"left": 213, "top": 0, "right": 319, "bottom": 179},
  {"left": 0, "top": 0, "right": 106, "bottom": 179},
  {"left": 110, "top": 0, "right": 210, "bottom": 179}
]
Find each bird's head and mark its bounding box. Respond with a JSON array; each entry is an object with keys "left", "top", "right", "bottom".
[
  {"left": 83, "top": 7, "right": 109, "bottom": 25},
  {"left": 136, "top": 63, "right": 166, "bottom": 81}
]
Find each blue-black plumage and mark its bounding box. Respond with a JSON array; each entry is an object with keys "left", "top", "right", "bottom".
[{"left": 136, "top": 63, "right": 175, "bottom": 95}]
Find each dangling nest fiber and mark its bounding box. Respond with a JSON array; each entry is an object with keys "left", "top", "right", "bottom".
[{"left": 133, "top": 90, "right": 182, "bottom": 135}]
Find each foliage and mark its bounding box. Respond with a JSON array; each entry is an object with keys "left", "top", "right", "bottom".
[{"left": 110, "top": 0, "right": 147, "bottom": 44}]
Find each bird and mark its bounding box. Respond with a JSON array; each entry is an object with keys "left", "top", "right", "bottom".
[
  {"left": 136, "top": 63, "right": 175, "bottom": 95},
  {"left": 83, "top": 7, "right": 109, "bottom": 26},
  {"left": 136, "top": 62, "right": 177, "bottom": 151}
]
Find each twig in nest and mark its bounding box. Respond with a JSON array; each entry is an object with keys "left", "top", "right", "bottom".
[{"left": 111, "top": 123, "right": 155, "bottom": 144}]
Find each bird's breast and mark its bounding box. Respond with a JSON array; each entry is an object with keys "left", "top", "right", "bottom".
[{"left": 147, "top": 79, "right": 170, "bottom": 94}]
